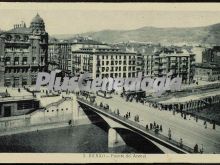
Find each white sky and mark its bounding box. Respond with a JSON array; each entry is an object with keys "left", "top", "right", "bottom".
[{"left": 1, "top": 3, "right": 220, "bottom": 35}]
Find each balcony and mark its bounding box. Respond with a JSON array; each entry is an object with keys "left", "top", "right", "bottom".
[{"left": 5, "top": 40, "right": 30, "bottom": 45}]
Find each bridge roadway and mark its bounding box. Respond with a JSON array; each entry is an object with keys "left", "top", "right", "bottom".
[
  {"left": 77, "top": 96, "right": 193, "bottom": 154},
  {"left": 94, "top": 94, "right": 220, "bottom": 154}
]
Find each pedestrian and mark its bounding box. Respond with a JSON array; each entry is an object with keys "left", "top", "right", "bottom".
[
  {"left": 168, "top": 128, "right": 171, "bottom": 140},
  {"left": 180, "top": 138, "right": 183, "bottom": 148},
  {"left": 184, "top": 113, "right": 186, "bottom": 120},
  {"left": 150, "top": 123, "right": 153, "bottom": 130},
  {"left": 155, "top": 127, "right": 159, "bottom": 134},
  {"left": 154, "top": 121, "right": 156, "bottom": 127},
  {"left": 146, "top": 124, "right": 148, "bottom": 130},
  {"left": 194, "top": 144, "right": 198, "bottom": 153},
  {"left": 160, "top": 125, "right": 163, "bottom": 131},
  {"left": 117, "top": 109, "right": 120, "bottom": 115},
  {"left": 213, "top": 122, "right": 216, "bottom": 130}
]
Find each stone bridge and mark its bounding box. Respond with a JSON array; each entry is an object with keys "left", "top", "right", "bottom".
[{"left": 76, "top": 96, "right": 193, "bottom": 154}]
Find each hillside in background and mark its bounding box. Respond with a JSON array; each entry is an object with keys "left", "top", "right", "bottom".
[{"left": 52, "top": 23, "right": 220, "bottom": 45}]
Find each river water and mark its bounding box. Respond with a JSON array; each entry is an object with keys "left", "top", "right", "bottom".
[{"left": 0, "top": 123, "right": 139, "bottom": 153}]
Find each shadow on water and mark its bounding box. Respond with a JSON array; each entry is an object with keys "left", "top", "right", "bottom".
[{"left": 115, "top": 128, "right": 164, "bottom": 154}]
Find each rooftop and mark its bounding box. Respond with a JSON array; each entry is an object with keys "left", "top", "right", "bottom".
[
  {"left": 72, "top": 47, "right": 136, "bottom": 54},
  {"left": 5, "top": 27, "right": 32, "bottom": 34}
]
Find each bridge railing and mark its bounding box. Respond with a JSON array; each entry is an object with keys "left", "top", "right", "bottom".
[{"left": 77, "top": 96, "right": 194, "bottom": 153}]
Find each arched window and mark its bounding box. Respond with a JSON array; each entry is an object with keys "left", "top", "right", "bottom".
[
  {"left": 24, "top": 35, "right": 29, "bottom": 41},
  {"left": 6, "top": 35, "right": 12, "bottom": 41}
]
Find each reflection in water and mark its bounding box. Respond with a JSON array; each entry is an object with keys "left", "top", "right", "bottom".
[{"left": 0, "top": 123, "right": 138, "bottom": 153}]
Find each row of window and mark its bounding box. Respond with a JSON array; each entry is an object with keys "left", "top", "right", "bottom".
[
  {"left": 4, "top": 77, "right": 36, "bottom": 87},
  {"left": 4, "top": 57, "right": 40, "bottom": 65},
  {"left": 96, "top": 72, "right": 136, "bottom": 78},
  {"left": 46, "top": 108, "right": 69, "bottom": 112},
  {"left": 5, "top": 68, "right": 39, "bottom": 73},
  {"left": 97, "top": 55, "right": 135, "bottom": 60},
  {"left": 97, "top": 60, "right": 136, "bottom": 66},
  {"left": 6, "top": 35, "right": 29, "bottom": 42},
  {"left": 98, "top": 66, "right": 136, "bottom": 72}
]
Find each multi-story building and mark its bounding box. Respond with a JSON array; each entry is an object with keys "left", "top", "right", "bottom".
[
  {"left": 0, "top": 14, "right": 48, "bottom": 87},
  {"left": 195, "top": 63, "right": 220, "bottom": 81},
  {"left": 71, "top": 47, "right": 137, "bottom": 79},
  {"left": 48, "top": 38, "right": 60, "bottom": 71},
  {"left": 202, "top": 46, "right": 220, "bottom": 65},
  {"left": 48, "top": 36, "right": 109, "bottom": 75},
  {"left": 143, "top": 47, "right": 196, "bottom": 84},
  {"left": 193, "top": 46, "right": 220, "bottom": 82}
]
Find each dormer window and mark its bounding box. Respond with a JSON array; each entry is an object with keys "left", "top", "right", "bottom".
[
  {"left": 24, "top": 35, "right": 29, "bottom": 41},
  {"left": 15, "top": 35, "right": 20, "bottom": 41}
]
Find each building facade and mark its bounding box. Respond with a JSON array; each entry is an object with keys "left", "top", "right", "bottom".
[
  {"left": 195, "top": 63, "right": 220, "bottom": 81},
  {"left": 48, "top": 38, "right": 60, "bottom": 71},
  {"left": 71, "top": 47, "right": 137, "bottom": 79},
  {"left": 0, "top": 14, "right": 48, "bottom": 87},
  {"left": 202, "top": 46, "right": 220, "bottom": 65},
  {"left": 48, "top": 36, "right": 110, "bottom": 75},
  {"left": 142, "top": 47, "right": 196, "bottom": 84}
]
